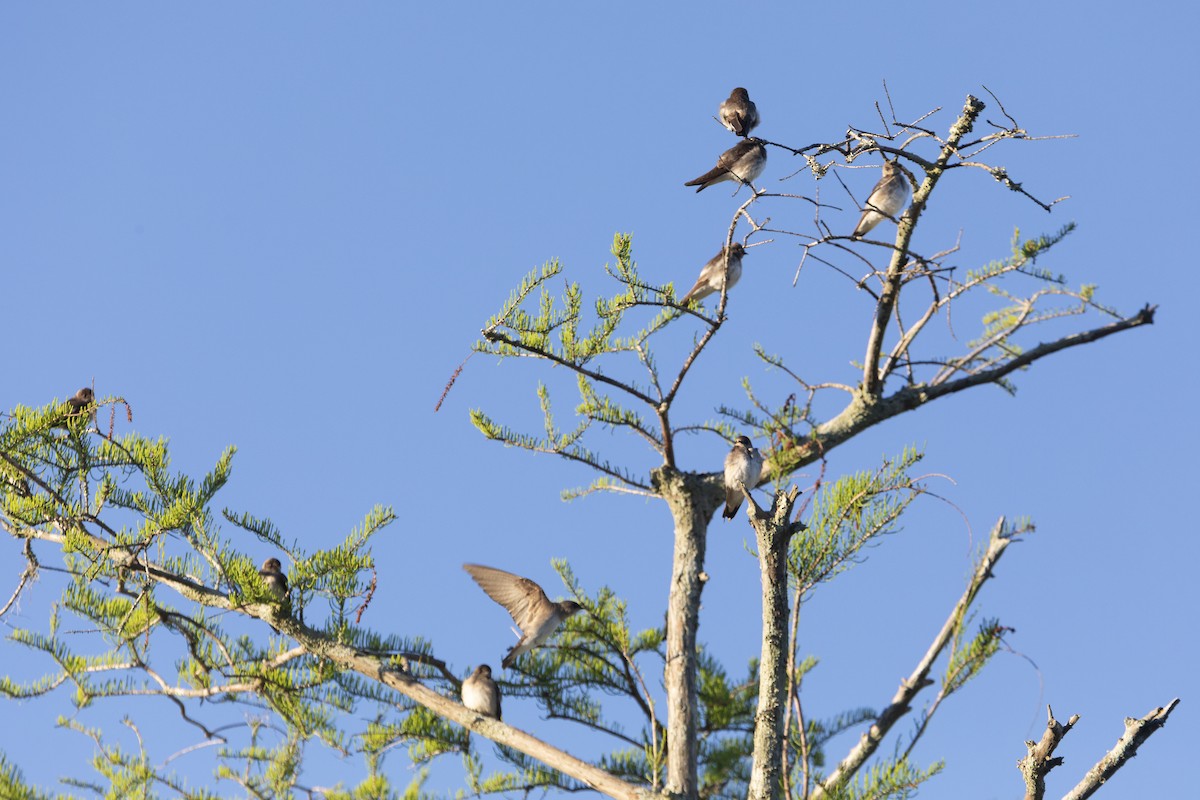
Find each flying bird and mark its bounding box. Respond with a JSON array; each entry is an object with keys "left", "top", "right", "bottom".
[
  {"left": 463, "top": 563, "right": 583, "bottom": 669},
  {"left": 461, "top": 664, "right": 501, "bottom": 720},
  {"left": 723, "top": 435, "right": 765, "bottom": 520},
  {"left": 852, "top": 160, "right": 910, "bottom": 239},
  {"left": 685, "top": 139, "right": 767, "bottom": 193},
  {"left": 259, "top": 558, "right": 289, "bottom": 600},
  {"left": 680, "top": 243, "right": 747, "bottom": 305},
  {"left": 719, "top": 88, "right": 759, "bottom": 137}
]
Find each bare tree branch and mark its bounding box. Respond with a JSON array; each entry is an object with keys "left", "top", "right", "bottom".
[
  {"left": 862, "top": 95, "right": 987, "bottom": 397},
  {"left": 811, "top": 517, "right": 1019, "bottom": 798},
  {"left": 1060, "top": 698, "right": 1181, "bottom": 800},
  {"left": 1017, "top": 705, "right": 1080, "bottom": 800}
]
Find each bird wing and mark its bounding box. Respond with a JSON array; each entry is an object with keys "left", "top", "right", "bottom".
[
  {"left": 716, "top": 140, "right": 753, "bottom": 170},
  {"left": 680, "top": 277, "right": 709, "bottom": 303},
  {"left": 464, "top": 563, "right": 550, "bottom": 635},
  {"left": 723, "top": 105, "right": 746, "bottom": 136},
  {"left": 684, "top": 165, "right": 727, "bottom": 189},
  {"left": 719, "top": 100, "right": 737, "bottom": 132}
]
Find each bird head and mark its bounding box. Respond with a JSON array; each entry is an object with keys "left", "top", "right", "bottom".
[
  {"left": 563, "top": 600, "right": 584, "bottom": 616},
  {"left": 77, "top": 388, "right": 95, "bottom": 403},
  {"left": 475, "top": 664, "right": 492, "bottom": 678},
  {"left": 261, "top": 558, "right": 282, "bottom": 572}
]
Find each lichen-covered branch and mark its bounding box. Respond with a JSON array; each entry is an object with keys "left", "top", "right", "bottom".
[
  {"left": 1060, "top": 698, "right": 1180, "bottom": 800},
  {"left": 743, "top": 486, "right": 802, "bottom": 800},
  {"left": 766, "top": 304, "right": 1155, "bottom": 482},
  {"left": 650, "top": 466, "right": 723, "bottom": 798},
  {"left": 861, "top": 95, "right": 987, "bottom": 397},
  {"left": 1017, "top": 705, "right": 1080, "bottom": 800}
]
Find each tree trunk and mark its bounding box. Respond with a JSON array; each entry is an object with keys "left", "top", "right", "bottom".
[
  {"left": 746, "top": 486, "right": 800, "bottom": 800},
  {"left": 652, "top": 467, "right": 721, "bottom": 799}
]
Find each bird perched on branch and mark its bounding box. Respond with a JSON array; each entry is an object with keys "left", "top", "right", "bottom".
[
  {"left": 723, "top": 436, "right": 764, "bottom": 519},
  {"left": 259, "top": 558, "right": 289, "bottom": 600},
  {"left": 680, "top": 243, "right": 747, "bottom": 305},
  {"left": 719, "top": 88, "right": 760, "bottom": 137},
  {"left": 55, "top": 387, "right": 96, "bottom": 429},
  {"left": 463, "top": 563, "right": 583, "bottom": 669},
  {"left": 462, "top": 664, "right": 501, "bottom": 720},
  {"left": 685, "top": 139, "right": 767, "bottom": 193},
  {"left": 852, "top": 160, "right": 910, "bottom": 239}
]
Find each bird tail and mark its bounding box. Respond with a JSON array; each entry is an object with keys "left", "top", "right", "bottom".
[
  {"left": 502, "top": 642, "right": 526, "bottom": 670},
  {"left": 723, "top": 502, "right": 738, "bottom": 520},
  {"left": 684, "top": 168, "right": 724, "bottom": 192}
]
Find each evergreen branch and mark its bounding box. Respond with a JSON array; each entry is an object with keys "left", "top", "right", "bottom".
[
  {"left": 817, "top": 756, "right": 943, "bottom": 800},
  {"left": 480, "top": 327, "right": 658, "bottom": 407},
  {"left": 900, "top": 618, "right": 1009, "bottom": 762},
  {"left": 811, "top": 518, "right": 1024, "bottom": 798},
  {"left": 561, "top": 479, "right": 658, "bottom": 501},
  {"left": 4, "top": 512, "right": 667, "bottom": 800},
  {"left": 471, "top": 409, "right": 651, "bottom": 490}
]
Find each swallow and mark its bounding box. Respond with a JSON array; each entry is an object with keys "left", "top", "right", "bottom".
[
  {"left": 852, "top": 160, "right": 910, "bottom": 239},
  {"left": 680, "top": 243, "right": 747, "bottom": 305},
  {"left": 55, "top": 387, "right": 96, "bottom": 429},
  {"left": 461, "top": 664, "right": 501, "bottom": 720},
  {"left": 723, "top": 435, "right": 765, "bottom": 519},
  {"left": 3, "top": 473, "right": 31, "bottom": 498},
  {"left": 463, "top": 563, "right": 583, "bottom": 669},
  {"left": 685, "top": 139, "right": 767, "bottom": 193},
  {"left": 259, "top": 558, "right": 289, "bottom": 600},
  {"left": 719, "top": 88, "right": 759, "bottom": 137}
]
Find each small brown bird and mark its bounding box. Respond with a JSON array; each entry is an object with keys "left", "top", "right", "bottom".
[
  {"left": 463, "top": 563, "right": 583, "bottom": 669},
  {"left": 3, "top": 473, "right": 31, "bottom": 498},
  {"left": 685, "top": 139, "right": 767, "bottom": 193},
  {"left": 852, "top": 161, "right": 910, "bottom": 239},
  {"left": 719, "top": 88, "right": 759, "bottom": 137},
  {"left": 723, "top": 436, "right": 765, "bottom": 519},
  {"left": 680, "top": 243, "right": 747, "bottom": 304},
  {"left": 461, "top": 664, "right": 501, "bottom": 720},
  {"left": 58, "top": 387, "right": 96, "bottom": 428},
  {"left": 259, "top": 558, "right": 289, "bottom": 600}
]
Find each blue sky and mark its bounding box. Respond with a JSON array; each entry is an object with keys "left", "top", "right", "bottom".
[{"left": 1, "top": 3, "right": 1195, "bottom": 798}]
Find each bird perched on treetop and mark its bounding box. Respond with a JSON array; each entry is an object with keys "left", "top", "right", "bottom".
[
  {"left": 685, "top": 139, "right": 767, "bottom": 193},
  {"left": 680, "top": 243, "right": 747, "bottom": 305},
  {"left": 852, "top": 160, "right": 910, "bottom": 239},
  {"left": 463, "top": 563, "right": 583, "bottom": 669},
  {"left": 723, "top": 436, "right": 765, "bottom": 520},
  {"left": 259, "top": 558, "right": 289, "bottom": 600},
  {"left": 461, "top": 664, "right": 501, "bottom": 720},
  {"left": 719, "top": 88, "right": 759, "bottom": 137},
  {"left": 55, "top": 387, "right": 96, "bottom": 429}
]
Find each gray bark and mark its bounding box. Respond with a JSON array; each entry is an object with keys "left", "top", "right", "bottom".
[
  {"left": 744, "top": 486, "right": 801, "bottom": 800},
  {"left": 651, "top": 466, "right": 722, "bottom": 800}
]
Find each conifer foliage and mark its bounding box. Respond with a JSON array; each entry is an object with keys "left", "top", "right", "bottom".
[{"left": 1, "top": 92, "right": 1169, "bottom": 800}]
